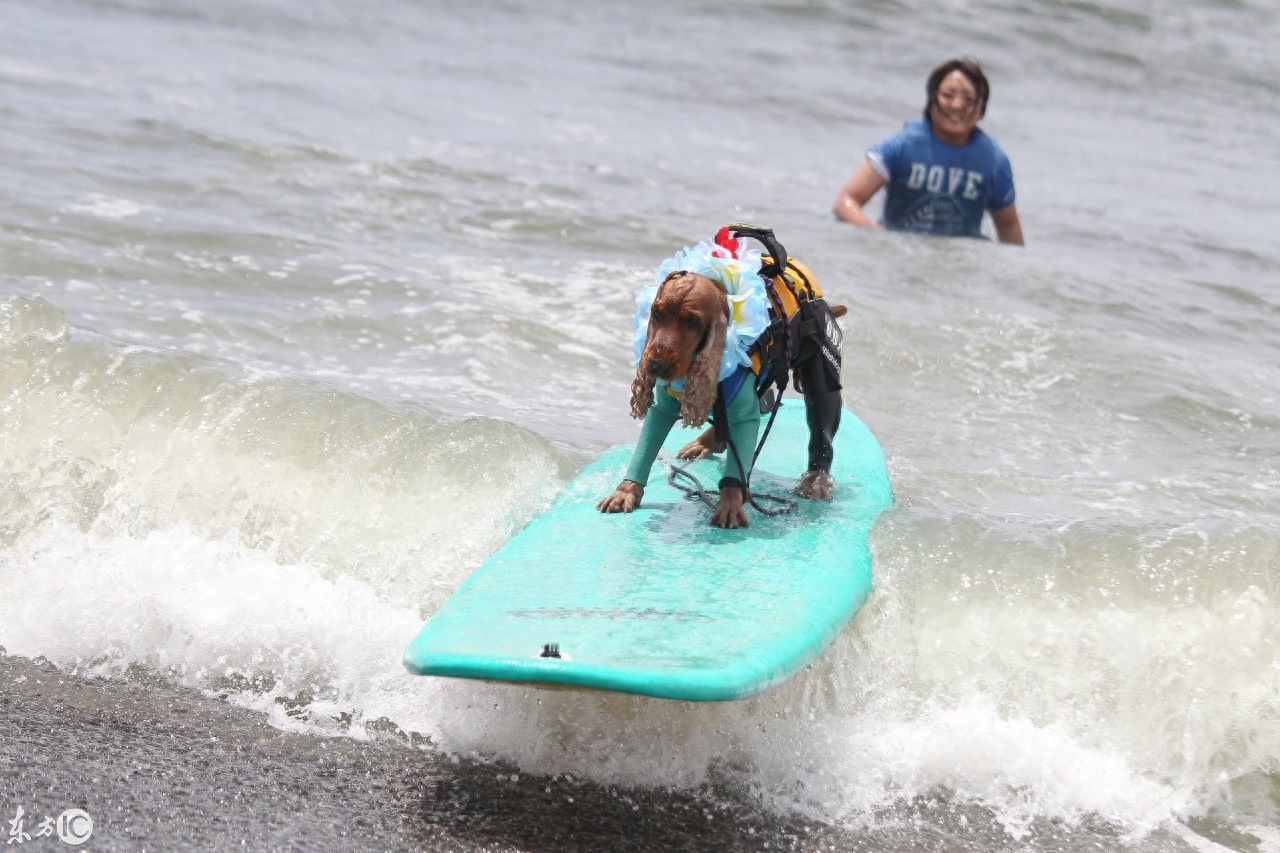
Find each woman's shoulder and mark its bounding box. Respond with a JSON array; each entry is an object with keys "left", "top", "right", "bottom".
[
  {"left": 875, "top": 117, "right": 927, "bottom": 144},
  {"left": 870, "top": 118, "right": 928, "bottom": 160},
  {"left": 970, "top": 126, "right": 1011, "bottom": 159},
  {"left": 899, "top": 117, "right": 930, "bottom": 139}
]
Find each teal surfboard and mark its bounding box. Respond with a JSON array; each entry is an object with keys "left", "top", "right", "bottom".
[{"left": 403, "top": 402, "right": 892, "bottom": 701}]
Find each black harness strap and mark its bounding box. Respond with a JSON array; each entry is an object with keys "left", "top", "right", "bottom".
[
  {"left": 723, "top": 223, "right": 787, "bottom": 279},
  {"left": 711, "top": 383, "right": 731, "bottom": 446}
]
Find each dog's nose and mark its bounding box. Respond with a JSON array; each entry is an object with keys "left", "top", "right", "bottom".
[{"left": 647, "top": 357, "right": 670, "bottom": 376}]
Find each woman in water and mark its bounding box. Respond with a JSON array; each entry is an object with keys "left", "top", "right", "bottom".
[{"left": 835, "top": 58, "right": 1024, "bottom": 245}]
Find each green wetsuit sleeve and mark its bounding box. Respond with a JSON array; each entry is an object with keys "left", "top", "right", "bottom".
[
  {"left": 624, "top": 388, "right": 680, "bottom": 484},
  {"left": 722, "top": 386, "right": 761, "bottom": 483}
]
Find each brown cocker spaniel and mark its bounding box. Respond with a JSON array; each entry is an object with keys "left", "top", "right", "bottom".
[
  {"left": 598, "top": 270, "right": 755, "bottom": 528},
  {"left": 629, "top": 271, "right": 727, "bottom": 427}
]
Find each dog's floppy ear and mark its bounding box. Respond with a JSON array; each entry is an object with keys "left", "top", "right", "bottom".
[
  {"left": 679, "top": 299, "right": 728, "bottom": 427},
  {"left": 629, "top": 295, "right": 661, "bottom": 419},
  {"left": 629, "top": 359, "right": 656, "bottom": 419}
]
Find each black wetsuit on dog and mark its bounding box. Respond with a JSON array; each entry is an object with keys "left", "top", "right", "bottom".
[{"left": 717, "top": 224, "right": 845, "bottom": 477}]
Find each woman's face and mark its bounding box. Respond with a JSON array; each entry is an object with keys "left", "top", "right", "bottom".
[{"left": 930, "top": 70, "right": 982, "bottom": 144}]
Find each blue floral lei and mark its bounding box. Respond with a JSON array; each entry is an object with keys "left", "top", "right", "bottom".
[{"left": 632, "top": 240, "right": 771, "bottom": 383}]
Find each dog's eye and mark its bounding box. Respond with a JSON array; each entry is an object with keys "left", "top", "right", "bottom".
[
  {"left": 683, "top": 316, "right": 702, "bottom": 331},
  {"left": 650, "top": 306, "right": 663, "bottom": 321}
]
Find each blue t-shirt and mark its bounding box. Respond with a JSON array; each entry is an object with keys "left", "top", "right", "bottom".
[{"left": 866, "top": 118, "right": 1016, "bottom": 238}]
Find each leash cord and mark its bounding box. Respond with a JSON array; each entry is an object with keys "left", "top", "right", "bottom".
[
  {"left": 667, "top": 440, "right": 798, "bottom": 518},
  {"left": 667, "top": 460, "right": 719, "bottom": 510}
]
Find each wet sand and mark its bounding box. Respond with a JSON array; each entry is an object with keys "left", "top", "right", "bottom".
[
  {"left": 1, "top": 653, "right": 853, "bottom": 852},
  {"left": 3, "top": 652, "right": 1220, "bottom": 852}
]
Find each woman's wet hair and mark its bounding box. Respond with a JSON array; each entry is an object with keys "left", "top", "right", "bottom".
[{"left": 923, "top": 58, "right": 990, "bottom": 122}]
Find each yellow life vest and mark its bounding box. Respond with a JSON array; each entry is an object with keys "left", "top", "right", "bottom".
[{"left": 749, "top": 255, "right": 826, "bottom": 375}]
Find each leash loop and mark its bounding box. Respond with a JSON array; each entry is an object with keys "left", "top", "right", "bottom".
[{"left": 667, "top": 460, "right": 720, "bottom": 510}]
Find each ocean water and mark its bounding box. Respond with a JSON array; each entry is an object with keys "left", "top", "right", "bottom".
[{"left": 2, "top": 0, "right": 1278, "bottom": 850}]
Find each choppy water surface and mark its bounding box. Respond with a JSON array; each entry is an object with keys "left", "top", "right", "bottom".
[{"left": 2, "top": 0, "right": 1278, "bottom": 850}]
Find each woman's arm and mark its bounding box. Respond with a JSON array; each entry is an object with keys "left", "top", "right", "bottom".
[
  {"left": 991, "top": 203, "right": 1024, "bottom": 246},
  {"left": 833, "top": 158, "right": 886, "bottom": 228}
]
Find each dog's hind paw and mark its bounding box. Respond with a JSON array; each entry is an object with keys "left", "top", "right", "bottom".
[{"left": 795, "top": 471, "right": 835, "bottom": 501}]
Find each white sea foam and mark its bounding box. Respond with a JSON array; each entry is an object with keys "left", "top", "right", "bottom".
[
  {"left": 11, "top": 519, "right": 1269, "bottom": 845},
  {"left": 64, "top": 194, "right": 149, "bottom": 220},
  {"left": 0, "top": 521, "right": 445, "bottom": 741}
]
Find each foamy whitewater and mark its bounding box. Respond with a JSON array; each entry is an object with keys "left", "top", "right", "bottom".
[{"left": 2, "top": 0, "right": 1278, "bottom": 849}]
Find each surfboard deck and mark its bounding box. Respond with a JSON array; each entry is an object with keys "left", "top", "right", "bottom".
[{"left": 403, "top": 402, "right": 893, "bottom": 701}]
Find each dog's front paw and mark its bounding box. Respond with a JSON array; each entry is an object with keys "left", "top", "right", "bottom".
[
  {"left": 676, "top": 427, "right": 724, "bottom": 461},
  {"left": 795, "top": 471, "right": 834, "bottom": 501},
  {"left": 709, "top": 506, "right": 750, "bottom": 528},
  {"left": 709, "top": 485, "right": 750, "bottom": 529},
  {"left": 597, "top": 480, "right": 644, "bottom": 514}
]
